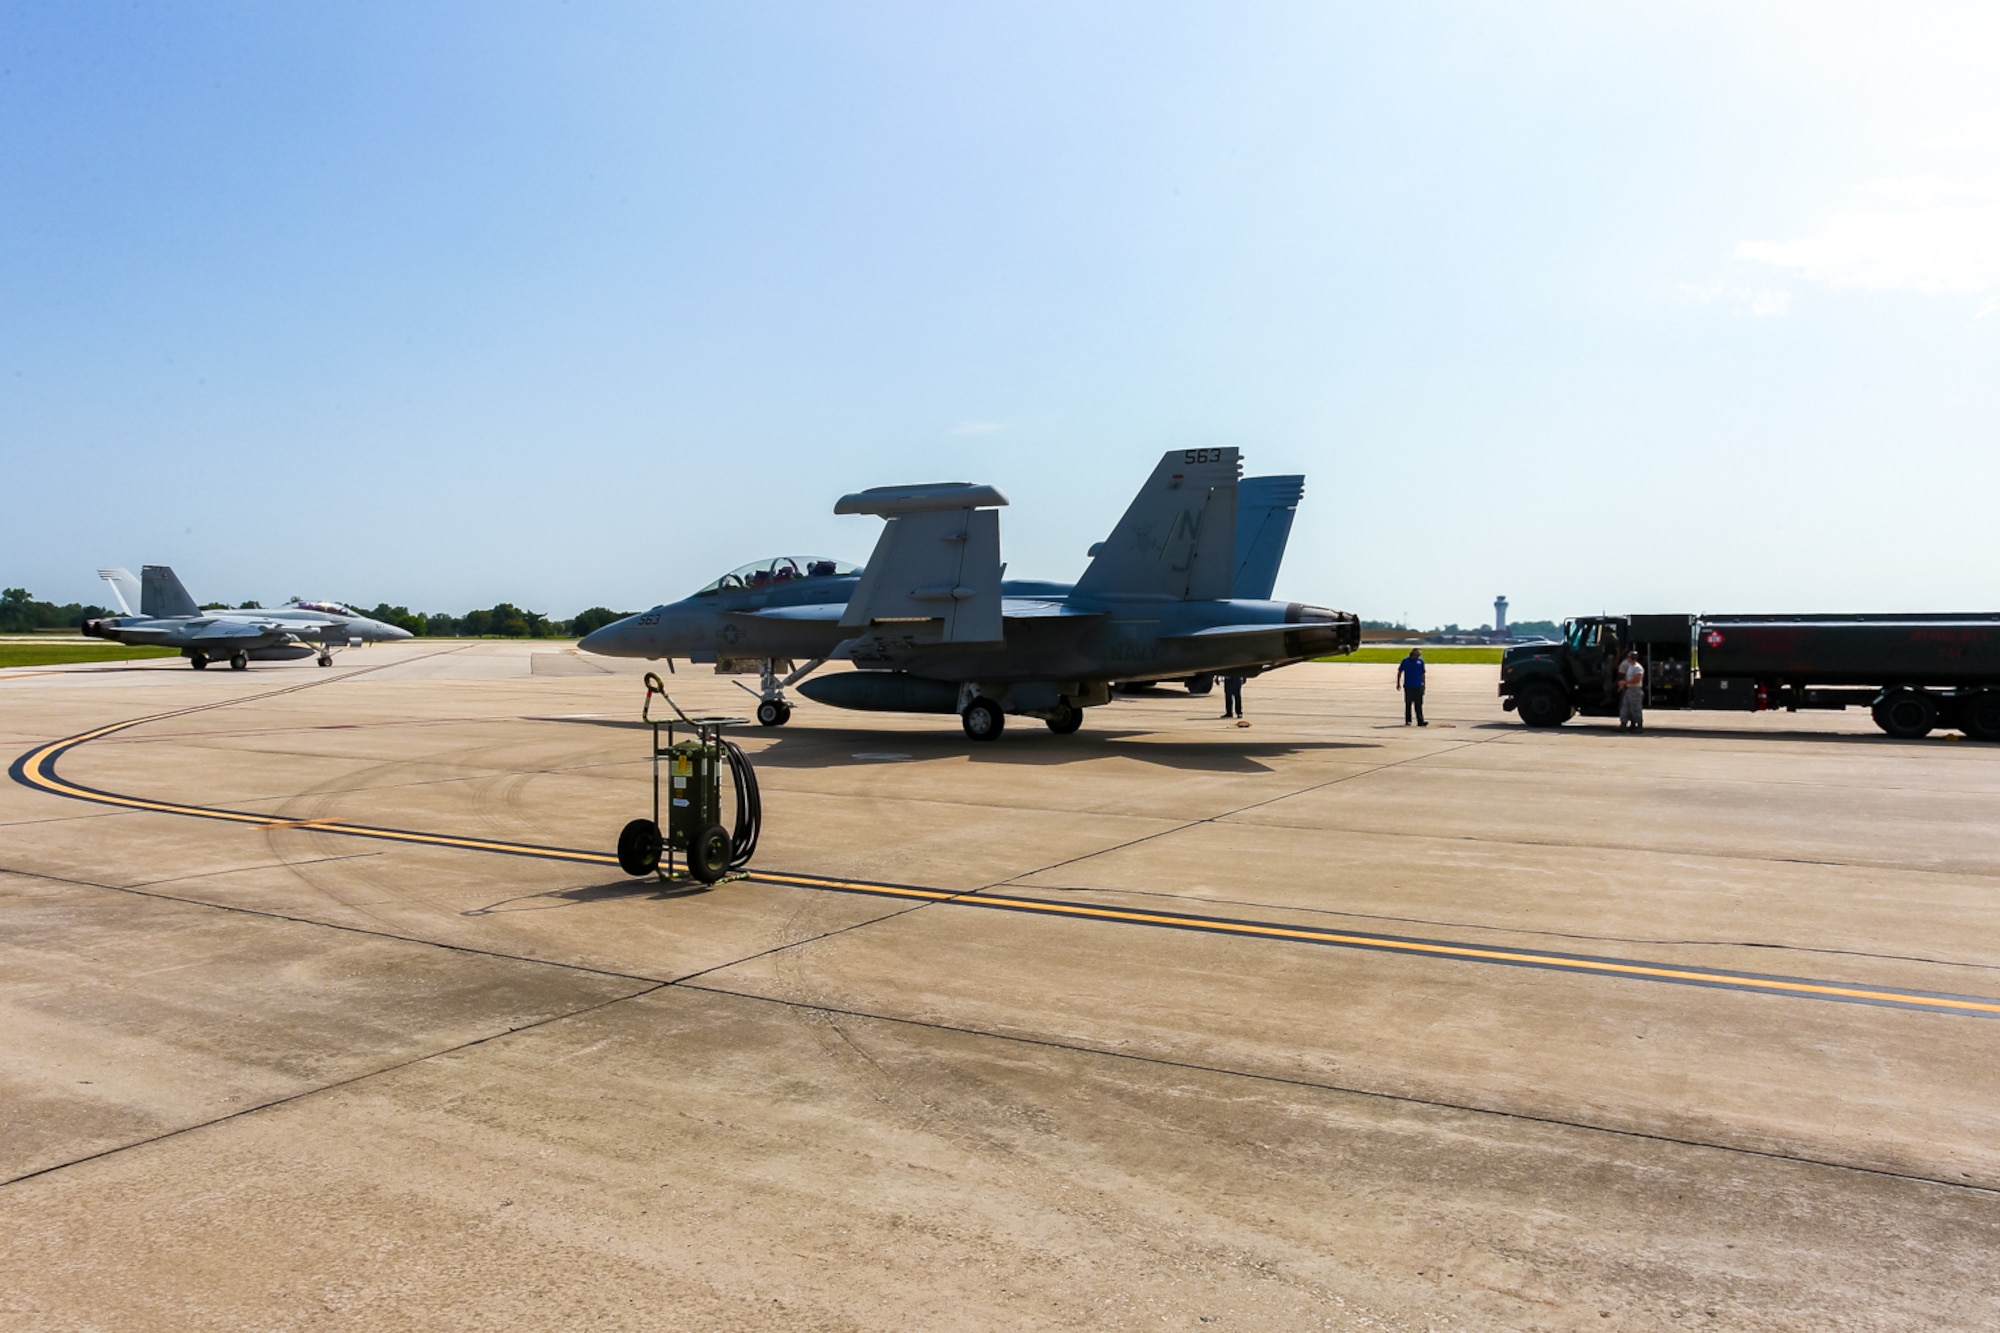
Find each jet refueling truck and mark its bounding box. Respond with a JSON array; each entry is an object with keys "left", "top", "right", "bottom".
[{"left": 1498, "top": 613, "right": 2000, "bottom": 740}]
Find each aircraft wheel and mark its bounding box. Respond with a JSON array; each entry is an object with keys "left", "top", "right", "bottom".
[
  {"left": 689, "top": 823, "right": 733, "bottom": 883},
  {"left": 229, "top": 651, "right": 249, "bottom": 671},
  {"left": 1515, "top": 682, "right": 1572, "bottom": 728},
  {"left": 616, "top": 818, "right": 662, "bottom": 876},
  {"left": 961, "top": 698, "right": 1005, "bottom": 742},
  {"left": 318, "top": 654, "right": 333, "bottom": 667},
  {"left": 1045, "top": 704, "right": 1083, "bottom": 735},
  {"left": 1875, "top": 691, "right": 1936, "bottom": 740},
  {"left": 756, "top": 699, "right": 788, "bottom": 727},
  {"left": 1184, "top": 673, "right": 1215, "bottom": 697},
  {"left": 189, "top": 652, "right": 208, "bottom": 670},
  {"left": 1963, "top": 691, "right": 2000, "bottom": 742}
]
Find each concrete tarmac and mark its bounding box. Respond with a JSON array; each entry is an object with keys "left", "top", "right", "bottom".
[{"left": 3, "top": 643, "right": 1998, "bottom": 1330}]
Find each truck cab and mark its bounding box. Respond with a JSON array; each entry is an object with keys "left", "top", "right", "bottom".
[{"left": 1501, "top": 615, "right": 1694, "bottom": 727}]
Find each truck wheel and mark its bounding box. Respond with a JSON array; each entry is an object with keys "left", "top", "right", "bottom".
[
  {"left": 961, "top": 698, "right": 1005, "bottom": 741},
  {"left": 689, "top": 823, "right": 734, "bottom": 883},
  {"left": 1515, "top": 683, "right": 1572, "bottom": 728},
  {"left": 1961, "top": 691, "right": 2000, "bottom": 742},
  {"left": 1874, "top": 691, "right": 1936, "bottom": 740},
  {"left": 616, "top": 818, "right": 662, "bottom": 876}
]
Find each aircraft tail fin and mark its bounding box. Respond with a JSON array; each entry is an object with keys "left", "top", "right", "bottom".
[
  {"left": 1073, "top": 448, "right": 1240, "bottom": 601},
  {"left": 835, "top": 483, "right": 1007, "bottom": 644},
  {"left": 1232, "top": 475, "right": 1304, "bottom": 600},
  {"left": 140, "top": 565, "right": 199, "bottom": 619},
  {"left": 96, "top": 567, "right": 141, "bottom": 616}
]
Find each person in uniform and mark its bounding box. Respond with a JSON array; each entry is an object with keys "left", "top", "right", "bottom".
[
  {"left": 1221, "top": 673, "right": 1247, "bottom": 722},
  {"left": 1617, "top": 649, "right": 1646, "bottom": 731},
  {"left": 1395, "top": 648, "right": 1427, "bottom": 726}
]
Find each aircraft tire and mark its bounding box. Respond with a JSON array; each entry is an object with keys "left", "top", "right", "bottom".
[
  {"left": 189, "top": 652, "right": 208, "bottom": 670},
  {"left": 1045, "top": 704, "right": 1083, "bottom": 735},
  {"left": 689, "top": 824, "right": 733, "bottom": 883},
  {"left": 616, "top": 818, "right": 662, "bottom": 876},
  {"left": 318, "top": 654, "right": 333, "bottom": 667},
  {"left": 1184, "top": 674, "right": 1215, "bottom": 697},
  {"left": 961, "top": 698, "right": 1005, "bottom": 742},
  {"left": 756, "top": 699, "right": 787, "bottom": 727},
  {"left": 229, "top": 651, "right": 249, "bottom": 671}
]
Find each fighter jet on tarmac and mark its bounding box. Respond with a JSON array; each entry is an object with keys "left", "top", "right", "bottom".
[
  {"left": 83, "top": 565, "right": 412, "bottom": 669},
  {"left": 579, "top": 449, "right": 1358, "bottom": 738}
]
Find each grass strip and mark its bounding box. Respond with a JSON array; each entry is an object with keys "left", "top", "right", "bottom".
[
  {"left": 1322, "top": 646, "right": 1503, "bottom": 665},
  {"left": 0, "top": 643, "right": 182, "bottom": 668}
]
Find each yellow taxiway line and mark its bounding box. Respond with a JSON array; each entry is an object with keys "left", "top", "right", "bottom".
[{"left": 14, "top": 712, "right": 2000, "bottom": 1019}]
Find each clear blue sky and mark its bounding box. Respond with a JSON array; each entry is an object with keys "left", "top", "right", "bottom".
[{"left": 4, "top": 2, "right": 1995, "bottom": 624}]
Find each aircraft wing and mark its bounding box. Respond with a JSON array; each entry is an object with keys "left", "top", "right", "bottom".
[
  {"left": 1000, "top": 598, "right": 1101, "bottom": 619},
  {"left": 189, "top": 617, "right": 319, "bottom": 640},
  {"left": 736, "top": 605, "right": 847, "bottom": 622}
]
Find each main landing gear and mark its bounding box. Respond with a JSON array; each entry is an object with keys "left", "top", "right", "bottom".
[
  {"left": 957, "top": 696, "right": 1087, "bottom": 740},
  {"left": 229, "top": 651, "right": 250, "bottom": 671},
  {"left": 188, "top": 651, "right": 208, "bottom": 670}
]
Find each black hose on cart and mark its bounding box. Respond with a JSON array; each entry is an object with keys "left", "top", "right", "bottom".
[{"left": 724, "top": 739, "right": 761, "bottom": 868}]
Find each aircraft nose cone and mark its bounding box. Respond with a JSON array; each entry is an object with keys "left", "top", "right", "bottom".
[
  {"left": 387, "top": 624, "right": 414, "bottom": 640},
  {"left": 579, "top": 615, "right": 637, "bottom": 656}
]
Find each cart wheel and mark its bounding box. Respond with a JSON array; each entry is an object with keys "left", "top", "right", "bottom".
[
  {"left": 616, "top": 818, "right": 662, "bottom": 876},
  {"left": 689, "top": 823, "right": 733, "bottom": 883},
  {"left": 756, "top": 699, "right": 787, "bottom": 727}
]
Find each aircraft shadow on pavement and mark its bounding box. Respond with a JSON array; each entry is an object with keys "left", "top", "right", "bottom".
[{"left": 742, "top": 727, "right": 1376, "bottom": 774}]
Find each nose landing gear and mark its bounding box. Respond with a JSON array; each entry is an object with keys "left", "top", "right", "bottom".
[{"left": 735, "top": 657, "right": 825, "bottom": 727}]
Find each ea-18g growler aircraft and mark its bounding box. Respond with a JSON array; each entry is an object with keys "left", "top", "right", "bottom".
[
  {"left": 83, "top": 565, "right": 412, "bottom": 669},
  {"left": 580, "top": 449, "right": 1359, "bottom": 739}
]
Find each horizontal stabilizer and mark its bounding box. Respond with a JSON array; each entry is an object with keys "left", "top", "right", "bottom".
[
  {"left": 1162, "top": 623, "right": 1290, "bottom": 641},
  {"left": 1074, "top": 448, "right": 1241, "bottom": 601},
  {"left": 140, "top": 565, "right": 198, "bottom": 619}
]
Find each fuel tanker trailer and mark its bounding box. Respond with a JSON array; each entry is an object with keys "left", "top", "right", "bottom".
[{"left": 1499, "top": 613, "right": 2000, "bottom": 740}]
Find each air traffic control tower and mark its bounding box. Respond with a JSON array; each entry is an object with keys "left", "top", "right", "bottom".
[{"left": 1494, "top": 595, "right": 1509, "bottom": 637}]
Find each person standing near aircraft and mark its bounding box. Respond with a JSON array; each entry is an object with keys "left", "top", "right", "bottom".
[
  {"left": 1396, "top": 647, "right": 1427, "bottom": 726},
  {"left": 1220, "top": 673, "right": 1246, "bottom": 723},
  {"left": 1617, "top": 649, "right": 1646, "bottom": 731}
]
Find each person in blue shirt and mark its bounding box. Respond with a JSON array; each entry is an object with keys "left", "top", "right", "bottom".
[{"left": 1395, "top": 648, "right": 1428, "bottom": 726}]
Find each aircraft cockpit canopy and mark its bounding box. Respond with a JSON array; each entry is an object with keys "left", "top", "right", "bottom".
[
  {"left": 293, "top": 600, "right": 356, "bottom": 617},
  {"left": 693, "top": 556, "right": 861, "bottom": 595}
]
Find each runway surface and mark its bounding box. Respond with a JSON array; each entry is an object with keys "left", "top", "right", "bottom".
[{"left": 4, "top": 643, "right": 2000, "bottom": 1329}]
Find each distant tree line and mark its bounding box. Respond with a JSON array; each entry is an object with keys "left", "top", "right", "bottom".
[
  {"left": 360, "top": 603, "right": 634, "bottom": 639},
  {"left": 2, "top": 586, "right": 633, "bottom": 639},
  {"left": 1361, "top": 615, "right": 1563, "bottom": 638},
  {"left": 1, "top": 588, "right": 110, "bottom": 632}
]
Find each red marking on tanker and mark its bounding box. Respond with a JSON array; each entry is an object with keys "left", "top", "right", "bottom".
[{"left": 1704, "top": 629, "right": 1724, "bottom": 647}]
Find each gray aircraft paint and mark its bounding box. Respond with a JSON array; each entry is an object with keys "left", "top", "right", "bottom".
[
  {"left": 82, "top": 565, "right": 413, "bottom": 668},
  {"left": 579, "top": 450, "right": 1357, "bottom": 732}
]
